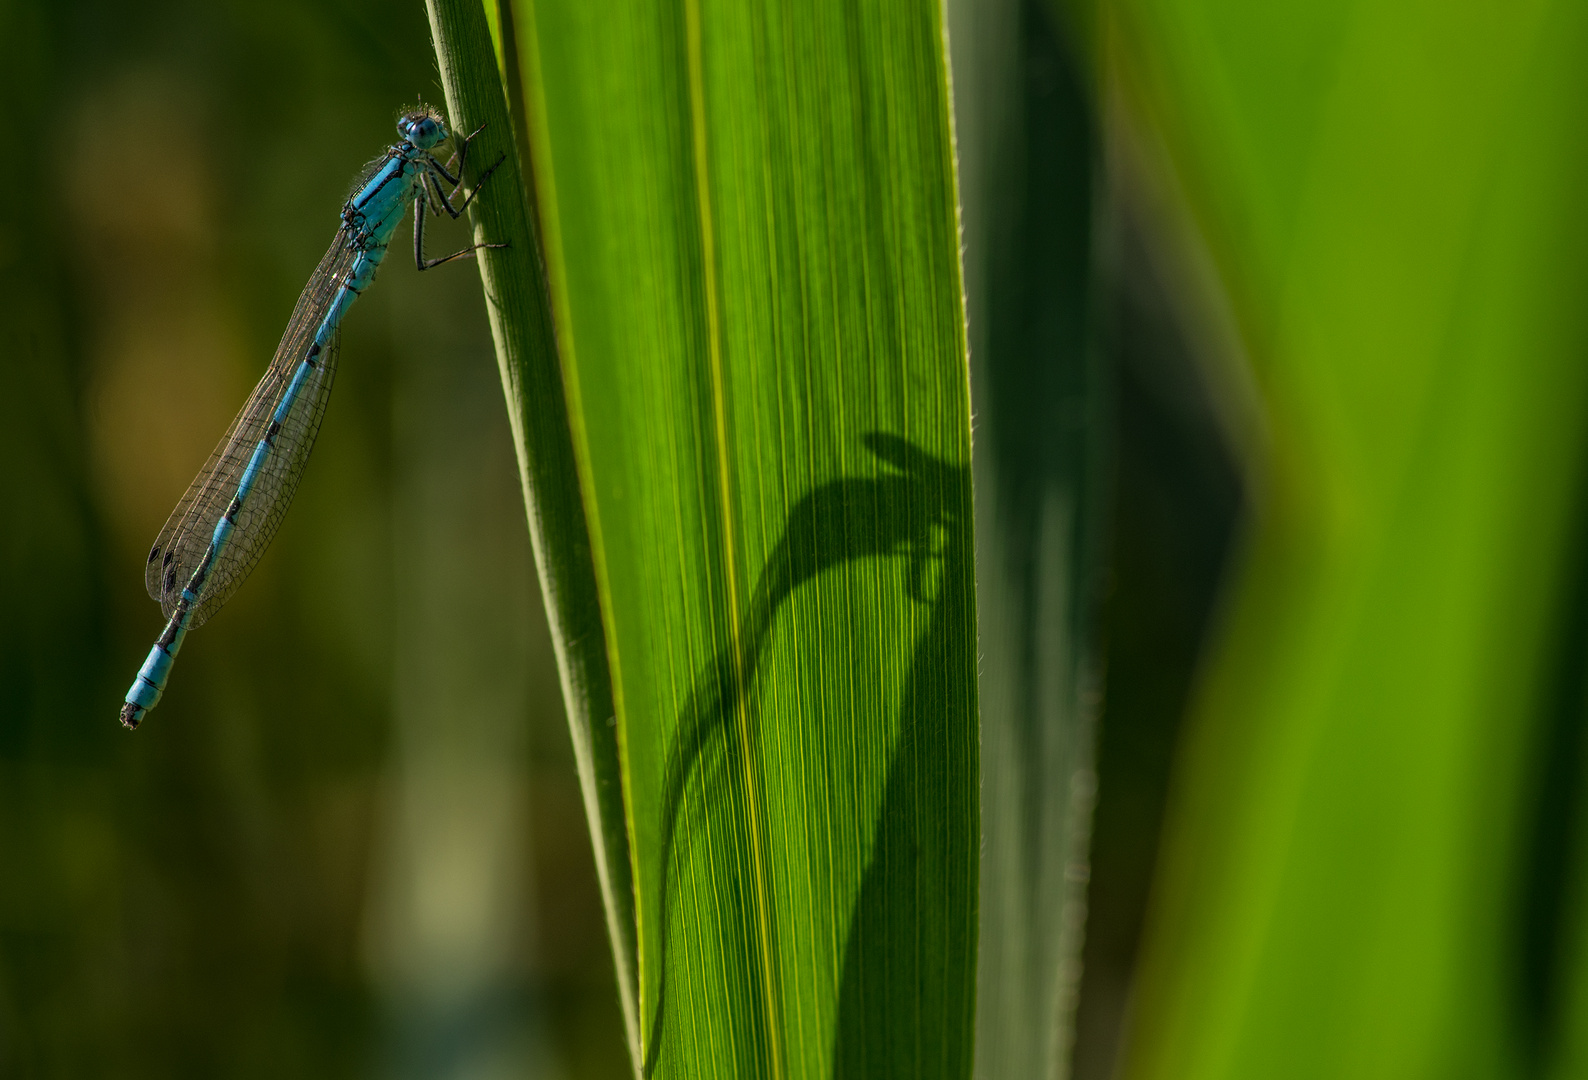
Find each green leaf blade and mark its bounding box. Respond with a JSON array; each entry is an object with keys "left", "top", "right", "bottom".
[{"left": 507, "top": 0, "right": 980, "bottom": 1075}]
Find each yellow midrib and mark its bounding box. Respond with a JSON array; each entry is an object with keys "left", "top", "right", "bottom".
[{"left": 683, "top": 1, "right": 784, "bottom": 1076}]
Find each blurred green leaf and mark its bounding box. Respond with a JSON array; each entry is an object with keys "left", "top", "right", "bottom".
[
  {"left": 946, "top": 0, "right": 1105, "bottom": 1077},
  {"left": 1109, "top": 1, "right": 1588, "bottom": 1077}
]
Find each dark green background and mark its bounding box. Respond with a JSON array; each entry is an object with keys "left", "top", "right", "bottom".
[{"left": 0, "top": 0, "right": 627, "bottom": 1075}]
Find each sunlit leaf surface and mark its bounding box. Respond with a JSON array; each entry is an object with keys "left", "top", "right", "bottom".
[{"left": 485, "top": 0, "right": 982, "bottom": 1075}]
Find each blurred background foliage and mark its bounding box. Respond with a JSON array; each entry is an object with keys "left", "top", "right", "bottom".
[
  {"left": 1097, "top": 0, "right": 1588, "bottom": 1078},
  {"left": 7, "top": 0, "right": 1588, "bottom": 1077},
  {"left": 0, "top": 0, "right": 625, "bottom": 1076}
]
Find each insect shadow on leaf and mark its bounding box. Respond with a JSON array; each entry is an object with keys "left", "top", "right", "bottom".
[{"left": 642, "top": 433, "right": 975, "bottom": 1078}]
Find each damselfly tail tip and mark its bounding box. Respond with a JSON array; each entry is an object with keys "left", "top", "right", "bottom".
[{"left": 119, "top": 702, "right": 143, "bottom": 730}]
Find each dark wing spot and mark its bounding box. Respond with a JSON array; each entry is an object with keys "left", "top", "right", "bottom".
[
  {"left": 147, "top": 545, "right": 161, "bottom": 564},
  {"left": 165, "top": 569, "right": 177, "bottom": 592},
  {"left": 162, "top": 550, "right": 175, "bottom": 567}
]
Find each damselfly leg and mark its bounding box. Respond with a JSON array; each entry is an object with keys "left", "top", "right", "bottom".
[{"left": 414, "top": 123, "right": 508, "bottom": 270}]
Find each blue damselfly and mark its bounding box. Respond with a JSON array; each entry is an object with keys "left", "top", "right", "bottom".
[{"left": 120, "top": 106, "right": 504, "bottom": 729}]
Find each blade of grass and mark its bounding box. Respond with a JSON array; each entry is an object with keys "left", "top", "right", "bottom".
[
  {"left": 423, "top": 0, "right": 643, "bottom": 1067},
  {"left": 501, "top": 0, "right": 981, "bottom": 1075}
]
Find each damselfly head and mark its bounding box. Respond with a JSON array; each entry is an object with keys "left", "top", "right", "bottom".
[{"left": 398, "top": 108, "right": 448, "bottom": 150}]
